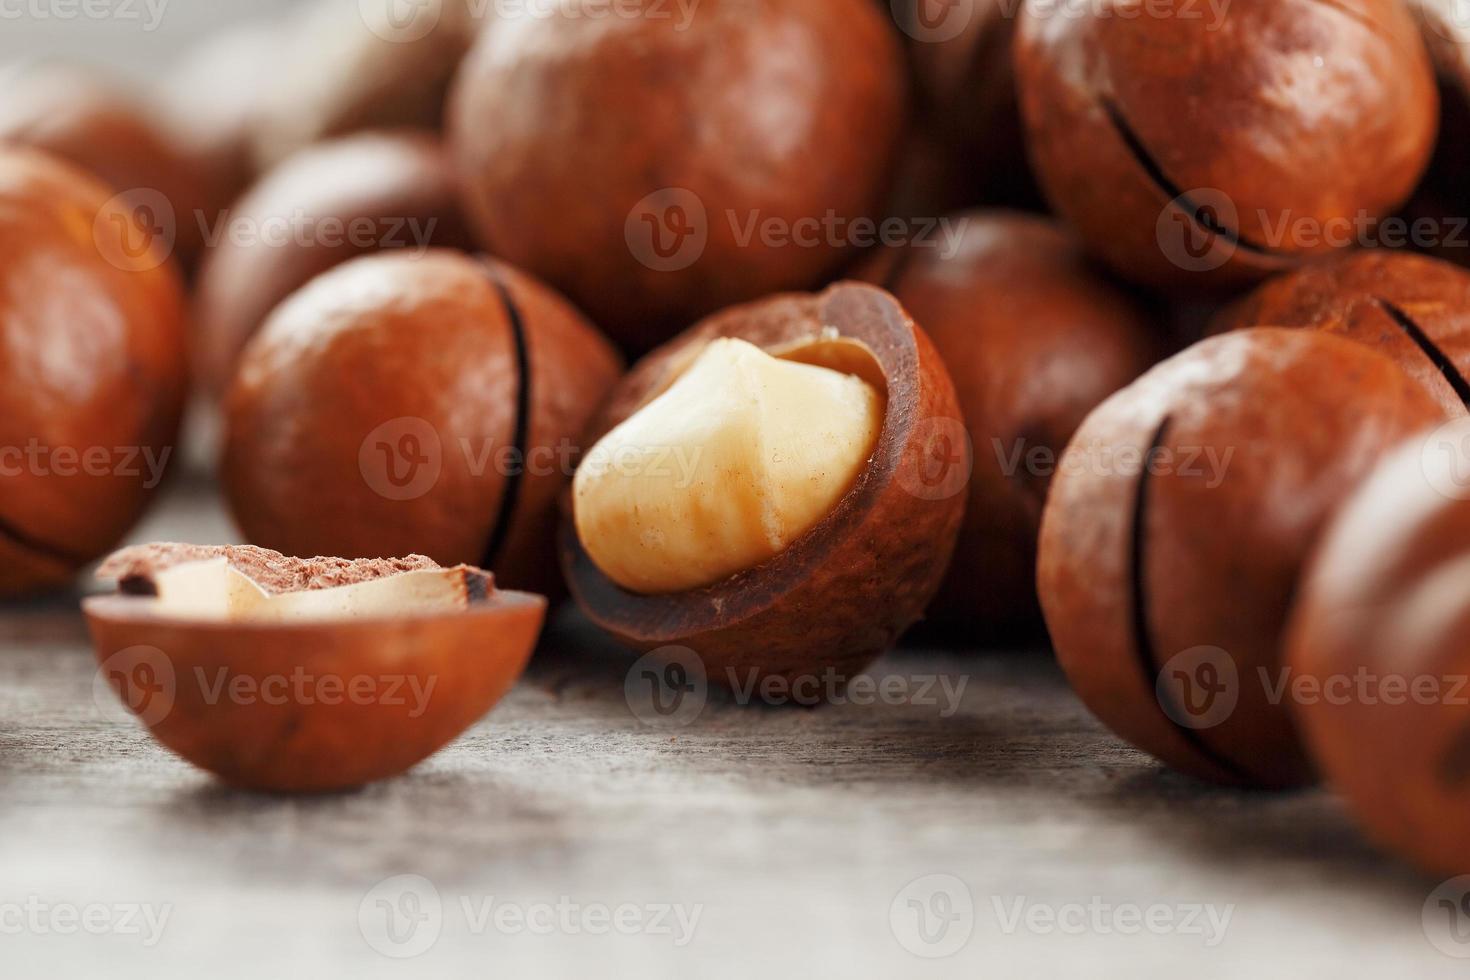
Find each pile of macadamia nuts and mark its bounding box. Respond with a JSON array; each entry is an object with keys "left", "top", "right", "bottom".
[{"left": 6, "top": 0, "right": 1470, "bottom": 869}]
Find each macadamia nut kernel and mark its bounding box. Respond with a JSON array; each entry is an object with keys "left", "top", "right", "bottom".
[{"left": 574, "top": 337, "right": 883, "bottom": 595}]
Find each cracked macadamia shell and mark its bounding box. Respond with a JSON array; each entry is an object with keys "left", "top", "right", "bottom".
[
  {"left": 1287, "top": 441, "right": 1470, "bottom": 876},
  {"left": 222, "top": 249, "right": 622, "bottom": 596},
  {"left": 193, "top": 131, "right": 472, "bottom": 394},
  {"left": 562, "top": 281, "right": 965, "bottom": 687},
  {"left": 1037, "top": 328, "right": 1444, "bottom": 788},
  {"left": 85, "top": 544, "right": 544, "bottom": 793},
  {"left": 1213, "top": 251, "right": 1470, "bottom": 416},
  {"left": 0, "top": 148, "right": 187, "bottom": 595},
  {"left": 878, "top": 212, "right": 1163, "bottom": 636},
  {"left": 449, "top": 0, "right": 907, "bottom": 351},
  {"left": 1014, "top": 0, "right": 1438, "bottom": 288}
]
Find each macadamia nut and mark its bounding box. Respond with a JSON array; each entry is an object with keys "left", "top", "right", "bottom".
[{"left": 574, "top": 338, "right": 883, "bottom": 594}]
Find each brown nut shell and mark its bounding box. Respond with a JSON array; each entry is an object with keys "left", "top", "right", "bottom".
[
  {"left": 1287, "top": 438, "right": 1470, "bottom": 876},
  {"left": 1038, "top": 328, "right": 1444, "bottom": 788},
  {"left": 159, "top": 22, "right": 279, "bottom": 230},
  {"left": 0, "top": 64, "right": 212, "bottom": 267},
  {"left": 562, "top": 281, "right": 965, "bottom": 686},
  {"left": 449, "top": 0, "right": 907, "bottom": 352},
  {"left": 251, "top": 0, "right": 478, "bottom": 169},
  {"left": 223, "top": 250, "right": 622, "bottom": 596},
  {"left": 1213, "top": 251, "right": 1470, "bottom": 417},
  {"left": 1014, "top": 0, "right": 1438, "bottom": 289},
  {"left": 1402, "top": 0, "right": 1470, "bottom": 269},
  {"left": 0, "top": 148, "right": 187, "bottom": 595},
  {"left": 84, "top": 546, "right": 545, "bottom": 794},
  {"left": 895, "top": 0, "right": 1038, "bottom": 208},
  {"left": 879, "top": 212, "right": 1163, "bottom": 635},
  {"left": 193, "top": 131, "right": 472, "bottom": 394}
]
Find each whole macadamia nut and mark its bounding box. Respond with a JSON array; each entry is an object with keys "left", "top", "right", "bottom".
[
  {"left": 0, "top": 148, "right": 187, "bottom": 595},
  {"left": 1015, "top": 0, "right": 1438, "bottom": 288},
  {"left": 193, "top": 131, "right": 471, "bottom": 394},
  {"left": 222, "top": 250, "right": 622, "bottom": 595},
  {"left": 1288, "top": 436, "right": 1470, "bottom": 876},
  {"left": 0, "top": 63, "right": 211, "bottom": 267},
  {"left": 878, "top": 211, "right": 1163, "bottom": 635},
  {"left": 449, "top": 0, "right": 908, "bottom": 351},
  {"left": 1038, "top": 328, "right": 1444, "bottom": 788},
  {"left": 1214, "top": 251, "right": 1470, "bottom": 416}
]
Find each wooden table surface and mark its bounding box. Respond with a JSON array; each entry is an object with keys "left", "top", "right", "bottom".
[{"left": 1, "top": 475, "right": 1464, "bottom": 978}]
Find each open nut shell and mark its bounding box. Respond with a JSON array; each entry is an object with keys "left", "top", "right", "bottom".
[
  {"left": 561, "top": 282, "right": 966, "bottom": 688},
  {"left": 84, "top": 547, "right": 545, "bottom": 793}
]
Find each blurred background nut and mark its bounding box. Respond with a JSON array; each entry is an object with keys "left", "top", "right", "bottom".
[
  {"left": 0, "top": 148, "right": 188, "bottom": 595},
  {"left": 1288, "top": 437, "right": 1470, "bottom": 878},
  {"left": 892, "top": 0, "right": 1039, "bottom": 211},
  {"left": 1401, "top": 0, "right": 1470, "bottom": 268},
  {"left": 157, "top": 21, "right": 279, "bottom": 242},
  {"left": 251, "top": 0, "right": 481, "bottom": 170},
  {"left": 449, "top": 0, "right": 908, "bottom": 352},
  {"left": 1014, "top": 0, "right": 1439, "bottom": 289},
  {"left": 872, "top": 211, "right": 1164, "bottom": 638},
  {"left": 1038, "top": 328, "right": 1444, "bottom": 788},
  {"left": 0, "top": 61, "right": 211, "bottom": 268},
  {"left": 192, "top": 130, "right": 472, "bottom": 395},
  {"left": 222, "top": 250, "right": 622, "bottom": 596}
]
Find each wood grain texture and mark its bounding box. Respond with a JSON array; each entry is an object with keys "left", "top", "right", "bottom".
[{"left": 0, "top": 476, "right": 1462, "bottom": 977}]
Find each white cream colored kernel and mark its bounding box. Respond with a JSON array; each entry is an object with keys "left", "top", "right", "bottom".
[
  {"left": 143, "top": 559, "right": 476, "bottom": 622},
  {"left": 573, "top": 336, "right": 883, "bottom": 595}
]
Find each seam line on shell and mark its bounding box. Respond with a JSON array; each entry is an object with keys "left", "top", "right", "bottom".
[
  {"left": 1129, "top": 414, "right": 1254, "bottom": 783},
  {"left": 1375, "top": 298, "right": 1470, "bottom": 409},
  {"left": 0, "top": 514, "right": 93, "bottom": 570},
  {"left": 1100, "top": 100, "right": 1275, "bottom": 258},
  {"left": 479, "top": 262, "right": 533, "bottom": 571}
]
